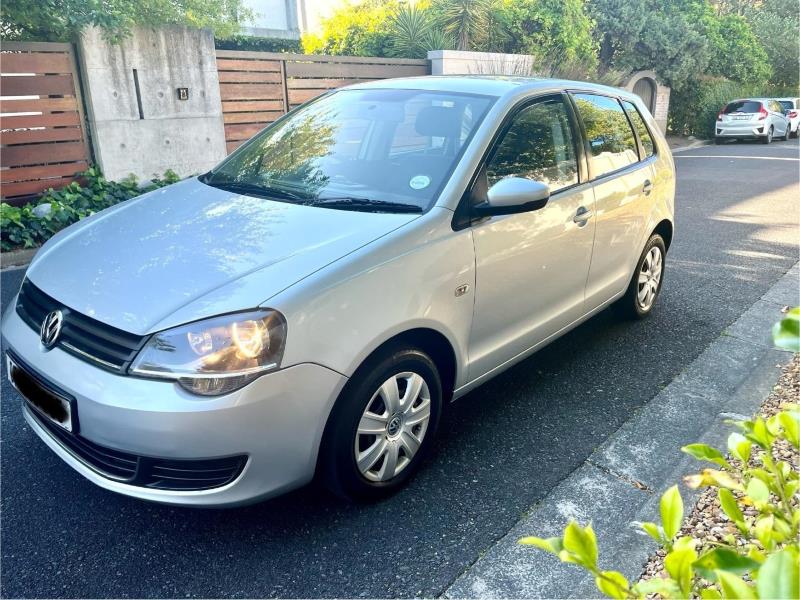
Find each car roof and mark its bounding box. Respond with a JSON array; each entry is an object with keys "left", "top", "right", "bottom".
[{"left": 346, "top": 75, "right": 636, "bottom": 101}]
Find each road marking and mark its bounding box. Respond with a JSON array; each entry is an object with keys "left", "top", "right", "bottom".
[{"left": 674, "top": 155, "right": 800, "bottom": 161}]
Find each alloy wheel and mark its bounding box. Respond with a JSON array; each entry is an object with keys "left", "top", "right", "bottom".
[
  {"left": 637, "top": 246, "right": 663, "bottom": 311},
  {"left": 354, "top": 372, "right": 431, "bottom": 482}
]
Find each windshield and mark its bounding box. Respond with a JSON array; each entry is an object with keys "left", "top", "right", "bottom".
[
  {"left": 202, "top": 88, "right": 494, "bottom": 212},
  {"left": 724, "top": 101, "right": 762, "bottom": 114}
]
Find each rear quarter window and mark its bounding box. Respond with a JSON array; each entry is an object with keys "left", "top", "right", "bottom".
[{"left": 621, "top": 100, "right": 655, "bottom": 158}]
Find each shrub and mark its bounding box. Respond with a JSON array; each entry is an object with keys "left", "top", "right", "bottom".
[
  {"left": 519, "top": 311, "right": 800, "bottom": 599},
  {"left": 215, "top": 35, "right": 302, "bottom": 53},
  {"left": 1, "top": 167, "right": 179, "bottom": 252}
]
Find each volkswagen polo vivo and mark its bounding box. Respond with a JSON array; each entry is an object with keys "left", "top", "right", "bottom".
[{"left": 2, "top": 77, "right": 675, "bottom": 506}]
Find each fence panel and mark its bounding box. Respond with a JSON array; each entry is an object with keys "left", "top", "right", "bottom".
[
  {"left": 216, "top": 50, "right": 429, "bottom": 153},
  {"left": 1, "top": 42, "right": 91, "bottom": 204}
]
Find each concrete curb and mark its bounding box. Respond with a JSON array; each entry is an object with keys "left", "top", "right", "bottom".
[
  {"left": 444, "top": 262, "right": 798, "bottom": 599},
  {"left": 670, "top": 139, "right": 712, "bottom": 154},
  {"left": 0, "top": 248, "right": 39, "bottom": 271}
]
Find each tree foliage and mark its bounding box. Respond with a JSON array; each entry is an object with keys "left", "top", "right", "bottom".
[
  {"left": 301, "top": 0, "right": 399, "bottom": 57},
  {"left": 744, "top": 0, "right": 799, "bottom": 88},
  {"left": 495, "top": 0, "right": 596, "bottom": 67},
  {"left": 0, "top": 0, "right": 252, "bottom": 41}
]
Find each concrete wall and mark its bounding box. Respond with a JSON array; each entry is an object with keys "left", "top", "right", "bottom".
[
  {"left": 78, "top": 26, "right": 227, "bottom": 182},
  {"left": 428, "top": 50, "right": 535, "bottom": 76}
]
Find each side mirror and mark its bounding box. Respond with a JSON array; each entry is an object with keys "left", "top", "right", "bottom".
[{"left": 474, "top": 177, "right": 550, "bottom": 217}]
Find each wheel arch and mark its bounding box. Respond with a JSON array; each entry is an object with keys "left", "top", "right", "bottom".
[
  {"left": 349, "top": 327, "right": 459, "bottom": 403},
  {"left": 653, "top": 218, "right": 673, "bottom": 251}
]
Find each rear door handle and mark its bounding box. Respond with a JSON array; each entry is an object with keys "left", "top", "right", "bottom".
[
  {"left": 573, "top": 206, "right": 593, "bottom": 225},
  {"left": 642, "top": 180, "right": 653, "bottom": 196}
]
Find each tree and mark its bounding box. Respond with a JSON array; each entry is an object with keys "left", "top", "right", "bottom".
[
  {"left": 388, "top": 3, "right": 454, "bottom": 59},
  {"left": 745, "top": 0, "right": 800, "bottom": 88},
  {"left": 0, "top": 0, "right": 252, "bottom": 42},
  {"left": 706, "top": 13, "right": 772, "bottom": 84},
  {"left": 589, "top": 0, "right": 712, "bottom": 90},
  {"left": 302, "top": 0, "right": 399, "bottom": 56},
  {"left": 497, "top": 0, "right": 596, "bottom": 68},
  {"left": 431, "top": 0, "right": 493, "bottom": 51}
]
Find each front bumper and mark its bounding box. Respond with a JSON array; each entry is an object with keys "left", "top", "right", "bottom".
[{"left": 2, "top": 304, "right": 347, "bottom": 507}]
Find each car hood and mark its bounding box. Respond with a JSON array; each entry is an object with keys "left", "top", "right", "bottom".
[{"left": 27, "top": 178, "right": 419, "bottom": 334}]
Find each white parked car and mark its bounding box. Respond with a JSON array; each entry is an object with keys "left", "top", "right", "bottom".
[
  {"left": 715, "top": 98, "right": 791, "bottom": 143},
  {"left": 775, "top": 97, "right": 799, "bottom": 137},
  {"left": 2, "top": 77, "right": 675, "bottom": 506}
]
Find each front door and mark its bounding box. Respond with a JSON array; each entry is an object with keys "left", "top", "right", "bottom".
[{"left": 468, "top": 95, "right": 595, "bottom": 381}]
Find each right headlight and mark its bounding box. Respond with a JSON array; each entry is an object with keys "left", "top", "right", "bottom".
[{"left": 130, "top": 309, "right": 287, "bottom": 396}]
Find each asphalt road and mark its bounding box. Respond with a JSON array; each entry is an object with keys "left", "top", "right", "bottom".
[{"left": 2, "top": 139, "right": 799, "bottom": 598}]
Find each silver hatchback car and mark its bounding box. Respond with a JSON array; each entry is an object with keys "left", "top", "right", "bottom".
[
  {"left": 2, "top": 77, "right": 675, "bottom": 506},
  {"left": 715, "top": 98, "right": 791, "bottom": 143}
]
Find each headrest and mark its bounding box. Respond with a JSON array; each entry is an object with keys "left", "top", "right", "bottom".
[{"left": 415, "top": 106, "right": 461, "bottom": 138}]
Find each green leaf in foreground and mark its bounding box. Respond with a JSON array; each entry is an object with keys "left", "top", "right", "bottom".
[
  {"left": 595, "top": 570, "right": 629, "bottom": 599},
  {"left": 772, "top": 307, "right": 800, "bottom": 352},
  {"left": 716, "top": 570, "right": 757, "bottom": 599},
  {"left": 693, "top": 548, "right": 760, "bottom": 581},
  {"left": 756, "top": 548, "right": 799, "bottom": 600},
  {"left": 660, "top": 485, "right": 684, "bottom": 540}
]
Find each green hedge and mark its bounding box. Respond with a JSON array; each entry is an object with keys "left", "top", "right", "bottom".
[
  {"left": 669, "top": 77, "right": 799, "bottom": 139},
  {"left": 215, "top": 35, "right": 302, "bottom": 53},
  {"left": 1, "top": 167, "right": 179, "bottom": 252}
]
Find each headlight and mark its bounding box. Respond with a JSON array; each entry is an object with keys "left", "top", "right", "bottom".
[{"left": 130, "top": 310, "right": 287, "bottom": 396}]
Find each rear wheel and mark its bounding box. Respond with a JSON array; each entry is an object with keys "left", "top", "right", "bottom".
[
  {"left": 762, "top": 126, "right": 773, "bottom": 144},
  {"left": 319, "top": 346, "right": 442, "bottom": 501},
  {"left": 714, "top": 137, "right": 724, "bottom": 145},
  {"left": 615, "top": 234, "right": 666, "bottom": 320}
]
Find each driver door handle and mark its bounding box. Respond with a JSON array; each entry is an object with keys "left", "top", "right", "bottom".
[{"left": 573, "top": 206, "right": 593, "bottom": 225}]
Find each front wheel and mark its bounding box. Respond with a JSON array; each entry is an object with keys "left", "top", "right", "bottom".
[
  {"left": 779, "top": 126, "right": 790, "bottom": 141},
  {"left": 318, "top": 346, "right": 442, "bottom": 501},
  {"left": 615, "top": 234, "right": 666, "bottom": 320}
]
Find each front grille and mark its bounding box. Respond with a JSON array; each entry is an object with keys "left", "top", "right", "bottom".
[
  {"left": 28, "top": 406, "right": 247, "bottom": 491},
  {"left": 16, "top": 279, "right": 146, "bottom": 373}
]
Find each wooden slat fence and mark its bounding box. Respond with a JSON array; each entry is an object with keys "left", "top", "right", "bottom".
[
  {"left": 1, "top": 42, "right": 91, "bottom": 204},
  {"left": 217, "top": 51, "right": 429, "bottom": 153}
]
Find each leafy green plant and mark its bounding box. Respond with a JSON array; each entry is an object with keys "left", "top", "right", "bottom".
[
  {"left": 1, "top": 167, "right": 179, "bottom": 252},
  {"left": 521, "top": 402, "right": 800, "bottom": 598},
  {"left": 773, "top": 308, "right": 800, "bottom": 353},
  {"left": 215, "top": 35, "right": 302, "bottom": 53}
]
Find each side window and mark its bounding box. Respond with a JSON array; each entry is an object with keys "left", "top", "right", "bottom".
[
  {"left": 573, "top": 93, "right": 638, "bottom": 178},
  {"left": 486, "top": 97, "right": 578, "bottom": 193},
  {"left": 622, "top": 100, "right": 655, "bottom": 158}
]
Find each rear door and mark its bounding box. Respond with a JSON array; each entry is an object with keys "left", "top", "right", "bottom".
[{"left": 570, "top": 93, "right": 655, "bottom": 310}]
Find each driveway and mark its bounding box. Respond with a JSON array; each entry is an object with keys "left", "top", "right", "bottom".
[{"left": 2, "top": 139, "right": 798, "bottom": 598}]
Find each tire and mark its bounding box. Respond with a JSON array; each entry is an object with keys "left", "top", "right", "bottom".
[
  {"left": 791, "top": 128, "right": 798, "bottom": 139},
  {"left": 615, "top": 234, "right": 666, "bottom": 320},
  {"left": 761, "top": 126, "right": 773, "bottom": 144},
  {"left": 714, "top": 137, "right": 724, "bottom": 145},
  {"left": 779, "top": 127, "right": 790, "bottom": 141},
  {"left": 318, "top": 346, "right": 442, "bottom": 501}
]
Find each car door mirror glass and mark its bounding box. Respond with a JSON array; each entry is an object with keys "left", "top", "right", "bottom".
[{"left": 476, "top": 177, "right": 550, "bottom": 217}]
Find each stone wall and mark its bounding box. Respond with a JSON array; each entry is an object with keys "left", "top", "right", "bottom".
[{"left": 78, "top": 26, "right": 227, "bottom": 182}]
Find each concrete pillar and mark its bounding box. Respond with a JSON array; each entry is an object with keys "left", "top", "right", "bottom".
[{"left": 77, "top": 25, "right": 227, "bottom": 182}]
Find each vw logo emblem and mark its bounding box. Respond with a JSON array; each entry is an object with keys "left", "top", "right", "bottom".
[{"left": 40, "top": 310, "right": 63, "bottom": 349}]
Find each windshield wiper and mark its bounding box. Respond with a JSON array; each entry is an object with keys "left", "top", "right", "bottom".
[
  {"left": 204, "top": 180, "right": 309, "bottom": 202},
  {"left": 309, "top": 197, "right": 423, "bottom": 213}
]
